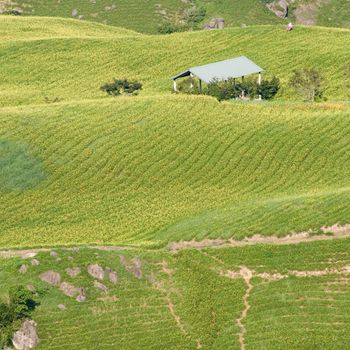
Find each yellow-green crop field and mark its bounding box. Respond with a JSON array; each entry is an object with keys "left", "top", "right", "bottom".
[
  {"left": 1, "top": 16, "right": 350, "bottom": 350},
  {"left": 0, "top": 17, "right": 350, "bottom": 248}
]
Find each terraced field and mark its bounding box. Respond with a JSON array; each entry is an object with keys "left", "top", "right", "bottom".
[{"left": 2, "top": 237, "right": 350, "bottom": 349}]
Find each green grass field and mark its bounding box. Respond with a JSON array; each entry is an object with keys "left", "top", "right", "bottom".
[
  {"left": 2, "top": 238, "right": 350, "bottom": 349},
  {"left": 1, "top": 14, "right": 350, "bottom": 350},
  {"left": 0, "top": 17, "right": 349, "bottom": 248}
]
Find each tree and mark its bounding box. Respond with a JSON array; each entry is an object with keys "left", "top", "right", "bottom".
[
  {"left": 0, "top": 286, "right": 37, "bottom": 348},
  {"left": 258, "top": 76, "right": 280, "bottom": 100},
  {"left": 206, "top": 76, "right": 280, "bottom": 101},
  {"left": 289, "top": 68, "right": 324, "bottom": 101}
]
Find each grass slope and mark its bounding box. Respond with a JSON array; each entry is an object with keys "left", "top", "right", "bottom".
[
  {"left": 1, "top": 97, "right": 350, "bottom": 248},
  {"left": 0, "top": 20, "right": 349, "bottom": 107},
  {"left": 2, "top": 0, "right": 282, "bottom": 34},
  {"left": 2, "top": 238, "right": 350, "bottom": 348},
  {"left": 0, "top": 16, "right": 139, "bottom": 42},
  {"left": 4, "top": 0, "right": 350, "bottom": 33},
  {"left": 2, "top": 0, "right": 189, "bottom": 34},
  {"left": 0, "top": 17, "right": 349, "bottom": 249}
]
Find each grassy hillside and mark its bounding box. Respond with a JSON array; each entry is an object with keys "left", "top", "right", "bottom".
[
  {"left": 0, "top": 16, "right": 140, "bottom": 41},
  {"left": 1, "top": 14, "right": 350, "bottom": 350},
  {"left": 1, "top": 0, "right": 282, "bottom": 34},
  {"left": 0, "top": 18, "right": 349, "bottom": 248},
  {"left": 1, "top": 96, "right": 350, "bottom": 248},
  {"left": 3, "top": 0, "right": 350, "bottom": 33},
  {"left": 2, "top": 238, "right": 350, "bottom": 348},
  {"left": 0, "top": 20, "right": 349, "bottom": 108}
]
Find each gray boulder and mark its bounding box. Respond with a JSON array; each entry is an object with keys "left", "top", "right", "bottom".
[{"left": 12, "top": 320, "right": 39, "bottom": 350}]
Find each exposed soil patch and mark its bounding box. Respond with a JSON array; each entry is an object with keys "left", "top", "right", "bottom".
[
  {"left": 94, "top": 280, "right": 108, "bottom": 293},
  {"left": 65, "top": 267, "right": 81, "bottom": 278},
  {"left": 119, "top": 256, "right": 142, "bottom": 279},
  {"left": 236, "top": 267, "right": 253, "bottom": 350}
]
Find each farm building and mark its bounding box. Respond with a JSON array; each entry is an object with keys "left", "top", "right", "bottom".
[{"left": 171, "top": 56, "right": 264, "bottom": 93}]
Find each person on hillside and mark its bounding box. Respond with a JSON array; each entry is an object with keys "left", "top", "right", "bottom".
[{"left": 287, "top": 22, "right": 294, "bottom": 32}]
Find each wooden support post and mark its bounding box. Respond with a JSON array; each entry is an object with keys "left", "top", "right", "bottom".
[
  {"left": 199, "top": 79, "right": 202, "bottom": 93},
  {"left": 173, "top": 80, "right": 177, "bottom": 93},
  {"left": 241, "top": 76, "right": 245, "bottom": 98},
  {"left": 190, "top": 73, "right": 194, "bottom": 90},
  {"left": 258, "top": 72, "right": 262, "bottom": 101}
]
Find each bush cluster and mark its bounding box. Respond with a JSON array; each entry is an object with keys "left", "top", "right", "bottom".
[
  {"left": 101, "top": 79, "right": 142, "bottom": 96},
  {"left": 289, "top": 68, "right": 324, "bottom": 101},
  {"left": 158, "top": 4, "right": 206, "bottom": 34},
  {"left": 0, "top": 286, "right": 37, "bottom": 348},
  {"left": 206, "top": 77, "right": 280, "bottom": 101}
]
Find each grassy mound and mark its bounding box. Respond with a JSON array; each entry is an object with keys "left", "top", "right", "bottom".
[
  {"left": 1, "top": 97, "right": 350, "bottom": 248},
  {"left": 2, "top": 238, "right": 350, "bottom": 349}
]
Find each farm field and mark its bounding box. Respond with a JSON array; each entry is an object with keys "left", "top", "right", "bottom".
[
  {"left": 0, "top": 17, "right": 349, "bottom": 249},
  {"left": 2, "top": 237, "right": 350, "bottom": 349},
  {"left": 1, "top": 14, "right": 350, "bottom": 350},
  {"left": 1, "top": 96, "right": 350, "bottom": 248},
  {"left": 0, "top": 18, "right": 349, "bottom": 108}
]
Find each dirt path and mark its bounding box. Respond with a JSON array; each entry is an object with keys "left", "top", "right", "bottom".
[
  {"left": 1, "top": 224, "right": 350, "bottom": 259},
  {"left": 168, "top": 224, "right": 350, "bottom": 252},
  {"left": 236, "top": 267, "right": 253, "bottom": 350}
]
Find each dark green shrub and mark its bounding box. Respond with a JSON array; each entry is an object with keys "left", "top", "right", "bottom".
[
  {"left": 258, "top": 76, "right": 280, "bottom": 100},
  {"left": 101, "top": 79, "right": 142, "bottom": 96},
  {"left": 177, "top": 77, "right": 201, "bottom": 94},
  {"left": 206, "top": 76, "right": 280, "bottom": 101},
  {"left": 183, "top": 6, "right": 206, "bottom": 26},
  {"left": 158, "top": 22, "right": 180, "bottom": 34},
  {"left": 207, "top": 78, "right": 240, "bottom": 101},
  {"left": 289, "top": 68, "right": 324, "bottom": 101}
]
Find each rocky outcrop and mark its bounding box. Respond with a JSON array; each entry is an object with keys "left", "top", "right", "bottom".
[
  {"left": 266, "top": 0, "right": 294, "bottom": 18},
  {"left": 203, "top": 18, "right": 225, "bottom": 30},
  {"left": 39, "top": 271, "right": 61, "bottom": 286},
  {"left": 12, "top": 320, "right": 39, "bottom": 350},
  {"left": 87, "top": 264, "right": 105, "bottom": 280}
]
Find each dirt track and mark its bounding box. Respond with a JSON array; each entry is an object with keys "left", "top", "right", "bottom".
[{"left": 1, "top": 224, "right": 350, "bottom": 258}]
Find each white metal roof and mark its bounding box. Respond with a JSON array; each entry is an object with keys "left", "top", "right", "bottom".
[{"left": 172, "top": 56, "right": 263, "bottom": 84}]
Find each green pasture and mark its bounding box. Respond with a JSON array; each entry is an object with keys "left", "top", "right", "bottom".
[{"left": 2, "top": 238, "right": 350, "bottom": 348}]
